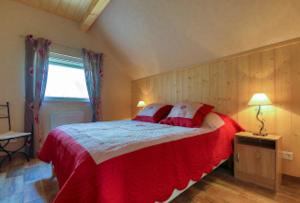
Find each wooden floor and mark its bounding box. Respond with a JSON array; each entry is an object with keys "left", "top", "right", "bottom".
[
  {"left": 0, "top": 157, "right": 299, "bottom": 203},
  {"left": 0, "top": 157, "right": 57, "bottom": 203},
  {"left": 172, "top": 169, "right": 300, "bottom": 203}
]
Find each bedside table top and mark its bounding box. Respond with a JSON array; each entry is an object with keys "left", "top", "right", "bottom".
[{"left": 235, "top": 131, "right": 282, "bottom": 141}]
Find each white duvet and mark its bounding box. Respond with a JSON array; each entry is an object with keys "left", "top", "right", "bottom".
[{"left": 57, "top": 116, "right": 223, "bottom": 165}]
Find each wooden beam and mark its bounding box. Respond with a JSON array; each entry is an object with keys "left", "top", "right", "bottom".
[{"left": 80, "top": 0, "right": 111, "bottom": 32}]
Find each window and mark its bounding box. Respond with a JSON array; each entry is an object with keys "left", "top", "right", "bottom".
[{"left": 45, "top": 53, "right": 89, "bottom": 102}]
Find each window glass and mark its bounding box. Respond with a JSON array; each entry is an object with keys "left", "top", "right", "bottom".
[{"left": 45, "top": 53, "right": 89, "bottom": 101}]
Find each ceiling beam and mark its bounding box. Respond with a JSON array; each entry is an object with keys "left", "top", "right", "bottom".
[{"left": 80, "top": 0, "right": 111, "bottom": 32}]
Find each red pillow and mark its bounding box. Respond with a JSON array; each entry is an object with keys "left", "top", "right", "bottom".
[
  {"left": 133, "top": 103, "right": 173, "bottom": 123},
  {"left": 160, "top": 102, "right": 214, "bottom": 127}
]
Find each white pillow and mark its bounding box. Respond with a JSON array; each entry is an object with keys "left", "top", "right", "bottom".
[
  {"left": 137, "top": 103, "right": 166, "bottom": 116},
  {"left": 202, "top": 112, "right": 224, "bottom": 129}
]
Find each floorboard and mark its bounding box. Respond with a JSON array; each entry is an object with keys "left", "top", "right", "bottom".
[{"left": 0, "top": 157, "right": 299, "bottom": 203}]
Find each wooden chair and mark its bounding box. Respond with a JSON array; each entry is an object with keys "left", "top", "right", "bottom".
[{"left": 0, "top": 102, "right": 31, "bottom": 167}]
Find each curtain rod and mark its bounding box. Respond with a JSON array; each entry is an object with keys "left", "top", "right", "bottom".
[
  {"left": 19, "top": 34, "right": 82, "bottom": 52},
  {"left": 19, "top": 35, "right": 106, "bottom": 57}
]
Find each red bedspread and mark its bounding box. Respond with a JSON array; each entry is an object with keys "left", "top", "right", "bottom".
[{"left": 38, "top": 114, "right": 242, "bottom": 203}]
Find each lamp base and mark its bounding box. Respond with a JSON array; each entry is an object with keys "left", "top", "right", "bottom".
[
  {"left": 253, "top": 132, "right": 268, "bottom": 137},
  {"left": 254, "top": 105, "right": 268, "bottom": 137}
]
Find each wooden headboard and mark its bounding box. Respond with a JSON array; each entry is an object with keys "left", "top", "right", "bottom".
[{"left": 132, "top": 37, "right": 300, "bottom": 177}]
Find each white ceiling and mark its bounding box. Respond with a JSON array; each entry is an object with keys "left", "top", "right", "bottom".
[{"left": 94, "top": 0, "right": 300, "bottom": 79}]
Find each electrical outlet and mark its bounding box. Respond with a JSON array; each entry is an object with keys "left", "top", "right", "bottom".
[{"left": 282, "top": 151, "right": 293, "bottom": 160}]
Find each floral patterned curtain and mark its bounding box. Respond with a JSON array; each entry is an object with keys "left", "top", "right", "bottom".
[
  {"left": 82, "top": 48, "right": 104, "bottom": 122},
  {"left": 24, "top": 35, "right": 51, "bottom": 156}
]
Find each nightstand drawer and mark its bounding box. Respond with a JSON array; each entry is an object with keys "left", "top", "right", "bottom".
[{"left": 237, "top": 137, "right": 275, "bottom": 149}]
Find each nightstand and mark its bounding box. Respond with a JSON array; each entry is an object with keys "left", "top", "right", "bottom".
[{"left": 234, "top": 132, "right": 282, "bottom": 191}]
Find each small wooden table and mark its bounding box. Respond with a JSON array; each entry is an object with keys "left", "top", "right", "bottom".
[
  {"left": 0, "top": 131, "right": 32, "bottom": 167},
  {"left": 234, "top": 132, "right": 282, "bottom": 191}
]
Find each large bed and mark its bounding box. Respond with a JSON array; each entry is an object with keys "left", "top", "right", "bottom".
[{"left": 38, "top": 113, "right": 242, "bottom": 203}]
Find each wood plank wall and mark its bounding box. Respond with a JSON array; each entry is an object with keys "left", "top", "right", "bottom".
[{"left": 132, "top": 38, "right": 300, "bottom": 177}]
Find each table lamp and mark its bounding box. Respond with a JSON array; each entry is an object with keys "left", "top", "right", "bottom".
[
  {"left": 137, "top": 100, "right": 146, "bottom": 108},
  {"left": 248, "top": 93, "right": 272, "bottom": 136}
]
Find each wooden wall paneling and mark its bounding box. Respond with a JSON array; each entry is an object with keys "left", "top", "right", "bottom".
[
  {"left": 222, "top": 59, "right": 238, "bottom": 119},
  {"left": 175, "top": 70, "right": 183, "bottom": 102},
  {"left": 274, "top": 45, "right": 293, "bottom": 175},
  {"left": 218, "top": 60, "right": 228, "bottom": 114},
  {"left": 158, "top": 73, "right": 165, "bottom": 102},
  {"left": 187, "top": 68, "right": 194, "bottom": 101},
  {"left": 199, "top": 64, "right": 210, "bottom": 104},
  {"left": 155, "top": 74, "right": 162, "bottom": 102},
  {"left": 132, "top": 78, "right": 150, "bottom": 116},
  {"left": 56, "top": 0, "right": 69, "bottom": 18},
  {"left": 168, "top": 71, "right": 176, "bottom": 104},
  {"left": 131, "top": 80, "right": 139, "bottom": 115},
  {"left": 146, "top": 77, "right": 153, "bottom": 103},
  {"left": 162, "top": 72, "right": 171, "bottom": 104},
  {"left": 172, "top": 71, "right": 178, "bottom": 103},
  {"left": 149, "top": 76, "right": 154, "bottom": 102},
  {"left": 187, "top": 67, "right": 195, "bottom": 101},
  {"left": 290, "top": 43, "right": 300, "bottom": 176},
  {"left": 184, "top": 68, "right": 192, "bottom": 102},
  {"left": 208, "top": 62, "right": 219, "bottom": 110},
  {"left": 181, "top": 68, "right": 190, "bottom": 101},
  {"left": 132, "top": 38, "right": 300, "bottom": 177},
  {"left": 247, "top": 52, "right": 262, "bottom": 132},
  {"left": 167, "top": 72, "right": 173, "bottom": 102},
  {"left": 188, "top": 66, "right": 202, "bottom": 102},
  {"left": 261, "top": 50, "right": 276, "bottom": 134},
  {"left": 236, "top": 55, "right": 251, "bottom": 132},
  {"left": 48, "top": 0, "right": 62, "bottom": 13},
  {"left": 176, "top": 70, "right": 182, "bottom": 102}
]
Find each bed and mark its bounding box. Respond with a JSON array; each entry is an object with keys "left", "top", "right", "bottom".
[{"left": 38, "top": 113, "right": 242, "bottom": 203}]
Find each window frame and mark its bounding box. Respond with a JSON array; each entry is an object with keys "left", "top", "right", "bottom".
[{"left": 44, "top": 52, "right": 90, "bottom": 103}]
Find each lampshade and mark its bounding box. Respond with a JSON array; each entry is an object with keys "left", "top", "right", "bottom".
[
  {"left": 137, "top": 100, "right": 146, "bottom": 108},
  {"left": 248, "top": 93, "right": 272, "bottom": 106}
]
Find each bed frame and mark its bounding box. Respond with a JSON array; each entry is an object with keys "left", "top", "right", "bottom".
[{"left": 162, "top": 158, "right": 228, "bottom": 202}]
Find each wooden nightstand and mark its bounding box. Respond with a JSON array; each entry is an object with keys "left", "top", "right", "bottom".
[{"left": 234, "top": 132, "right": 282, "bottom": 191}]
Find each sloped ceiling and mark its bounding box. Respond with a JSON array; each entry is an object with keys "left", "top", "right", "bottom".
[
  {"left": 13, "top": 0, "right": 92, "bottom": 22},
  {"left": 94, "top": 0, "right": 300, "bottom": 79},
  {"left": 12, "top": 0, "right": 111, "bottom": 31}
]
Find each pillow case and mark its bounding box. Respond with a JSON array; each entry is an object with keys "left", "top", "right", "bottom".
[
  {"left": 133, "top": 103, "right": 173, "bottom": 123},
  {"left": 202, "top": 112, "right": 225, "bottom": 129},
  {"left": 160, "top": 102, "right": 214, "bottom": 127}
]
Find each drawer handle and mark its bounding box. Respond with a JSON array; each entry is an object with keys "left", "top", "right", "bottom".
[{"left": 235, "top": 153, "right": 239, "bottom": 162}]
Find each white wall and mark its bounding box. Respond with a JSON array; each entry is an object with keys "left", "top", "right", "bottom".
[
  {"left": 0, "top": 0, "right": 132, "bottom": 140},
  {"left": 95, "top": 0, "right": 300, "bottom": 79}
]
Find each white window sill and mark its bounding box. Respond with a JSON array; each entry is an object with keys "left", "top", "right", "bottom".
[{"left": 44, "top": 97, "right": 90, "bottom": 103}]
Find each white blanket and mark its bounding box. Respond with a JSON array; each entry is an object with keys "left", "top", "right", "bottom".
[{"left": 57, "top": 120, "right": 221, "bottom": 165}]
